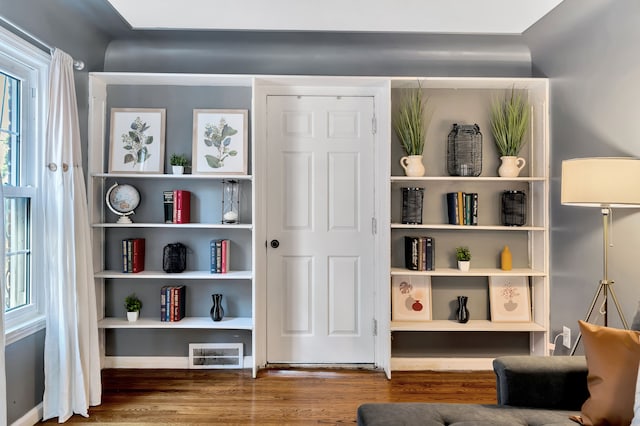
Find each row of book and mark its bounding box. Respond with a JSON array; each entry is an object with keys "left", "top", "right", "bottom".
[
  {"left": 122, "top": 238, "right": 145, "bottom": 273},
  {"left": 446, "top": 192, "right": 478, "bottom": 226},
  {"left": 210, "top": 239, "right": 231, "bottom": 273},
  {"left": 163, "top": 190, "right": 191, "bottom": 224},
  {"left": 404, "top": 236, "right": 435, "bottom": 271},
  {"left": 160, "top": 285, "right": 186, "bottom": 321}
]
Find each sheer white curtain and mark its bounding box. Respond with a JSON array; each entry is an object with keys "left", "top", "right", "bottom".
[
  {"left": 0, "top": 183, "right": 6, "bottom": 426},
  {"left": 41, "top": 49, "right": 101, "bottom": 422}
]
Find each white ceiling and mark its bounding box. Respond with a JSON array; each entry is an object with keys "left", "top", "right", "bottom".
[{"left": 107, "top": 0, "right": 565, "bottom": 34}]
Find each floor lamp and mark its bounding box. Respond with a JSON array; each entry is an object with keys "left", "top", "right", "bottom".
[{"left": 561, "top": 157, "right": 640, "bottom": 355}]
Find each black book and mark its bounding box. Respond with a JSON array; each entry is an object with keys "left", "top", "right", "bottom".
[
  {"left": 163, "top": 190, "right": 174, "bottom": 223},
  {"left": 425, "top": 236, "right": 435, "bottom": 271},
  {"left": 446, "top": 192, "right": 460, "bottom": 225},
  {"left": 404, "top": 236, "right": 420, "bottom": 271}
]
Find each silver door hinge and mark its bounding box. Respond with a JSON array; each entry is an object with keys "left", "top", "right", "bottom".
[
  {"left": 373, "top": 319, "right": 378, "bottom": 336},
  {"left": 371, "top": 116, "right": 377, "bottom": 135},
  {"left": 371, "top": 217, "right": 377, "bottom": 235}
]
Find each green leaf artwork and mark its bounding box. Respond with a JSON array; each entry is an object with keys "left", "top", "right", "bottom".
[
  {"left": 122, "top": 117, "right": 153, "bottom": 166},
  {"left": 203, "top": 117, "right": 238, "bottom": 169}
]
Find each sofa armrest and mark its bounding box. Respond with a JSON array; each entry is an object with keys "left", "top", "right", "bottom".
[{"left": 493, "top": 356, "right": 588, "bottom": 411}]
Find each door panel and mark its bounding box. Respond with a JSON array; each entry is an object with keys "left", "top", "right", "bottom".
[{"left": 266, "top": 95, "right": 376, "bottom": 364}]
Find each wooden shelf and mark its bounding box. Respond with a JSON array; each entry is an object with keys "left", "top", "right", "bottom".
[
  {"left": 95, "top": 270, "right": 253, "bottom": 280},
  {"left": 98, "top": 316, "right": 252, "bottom": 330},
  {"left": 390, "top": 176, "right": 545, "bottom": 182},
  {"left": 92, "top": 173, "right": 252, "bottom": 181},
  {"left": 92, "top": 223, "right": 253, "bottom": 229},
  {"left": 391, "top": 223, "right": 545, "bottom": 231},
  {"left": 390, "top": 267, "right": 546, "bottom": 277},
  {"left": 391, "top": 319, "right": 546, "bottom": 332}
]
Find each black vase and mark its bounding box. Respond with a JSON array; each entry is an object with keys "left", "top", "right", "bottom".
[
  {"left": 210, "top": 294, "right": 224, "bottom": 322},
  {"left": 456, "top": 296, "right": 469, "bottom": 323}
]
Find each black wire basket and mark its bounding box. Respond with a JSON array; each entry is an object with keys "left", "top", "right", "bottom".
[{"left": 447, "top": 123, "right": 482, "bottom": 177}]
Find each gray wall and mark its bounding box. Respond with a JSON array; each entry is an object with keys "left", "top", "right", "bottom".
[
  {"left": 0, "top": 1, "right": 109, "bottom": 423},
  {"left": 104, "top": 32, "right": 532, "bottom": 77},
  {"left": 524, "top": 0, "right": 640, "bottom": 353}
]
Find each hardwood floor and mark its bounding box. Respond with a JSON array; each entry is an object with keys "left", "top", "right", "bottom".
[{"left": 40, "top": 368, "right": 497, "bottom": 424}]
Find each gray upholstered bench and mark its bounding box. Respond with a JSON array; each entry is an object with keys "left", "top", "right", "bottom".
[{"left": 357, "top": 356, "right": 588, "bottom": 426}]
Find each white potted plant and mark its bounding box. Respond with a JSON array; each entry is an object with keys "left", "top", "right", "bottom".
[
  {"left": 393, "top": 83, "right": 432, "bottom": 177},
  {"left": 170, "top": 153, "right": 190, "bottom": 175},
  {"left": 456, "top": 246, "right": 471, "bottom": 272},
  {"left": 490, "top": 88, "right": 530, "bottom": 177},
  {"left": 125, "top": 293, "right": 142, "bottom": 322}
]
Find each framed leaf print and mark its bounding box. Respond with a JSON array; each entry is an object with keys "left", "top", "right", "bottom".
[
  {"left": 391, "top": 275, "right": 432, "bottom": 321},
  {"left": 192, "top": 109, "right": 248, "bottom": 175},
  {"left": 109, "top": 108, "right": 166, "bottom": 173},
  {"left": 489, "top": 276, "right": 531, "bottom": 322}
]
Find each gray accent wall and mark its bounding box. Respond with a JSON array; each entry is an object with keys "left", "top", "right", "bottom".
[
  {"left": 524, "top": 0, "right": 640, "bottom": 354},
  {"left": 103, "top": 32, "right": 532, "bottom": 77}
]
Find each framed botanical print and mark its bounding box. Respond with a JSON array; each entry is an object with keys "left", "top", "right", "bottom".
[
  {"left": 109, "top": 108, "right": 166, "bottom": 173},
  {"left": 192, "top": 109, "right": 248, "bottom": 175},
  {"left": 489, "top": 276, "right": 531, "bottom": 322},
  {"left": 391, "top": 275, "right": 432, "bottom": 321}
]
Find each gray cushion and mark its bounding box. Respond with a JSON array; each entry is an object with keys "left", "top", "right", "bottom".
[
  {"left": 493, "top": 356, "right": 588, "bottom": 410},
  {"left": 357, "top": 403, "right": 579, "bottom": 426}
]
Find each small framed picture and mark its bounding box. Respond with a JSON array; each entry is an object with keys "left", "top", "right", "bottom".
[
  {"left": 109, "top": 108, "right": 166, "bottom": 173},
  {"left": 391, "top": 275, "right": 432, "bottom": 321},
  {"left": 489, "top": 276, "right": 531, "bottom": 322},
  {"left": 192, "top": 109, "right": 248, "bottom": 175}
]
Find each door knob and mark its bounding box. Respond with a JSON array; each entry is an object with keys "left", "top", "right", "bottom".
[{"left": 270, "top": 239, "right": 280, "bottom": 248}]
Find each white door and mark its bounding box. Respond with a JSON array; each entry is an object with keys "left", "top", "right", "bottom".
[{"left": 266, "top": 95, "right": 376, "bottom": 364}]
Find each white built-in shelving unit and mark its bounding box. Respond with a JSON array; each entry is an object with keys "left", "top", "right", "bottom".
[{"left": 87, "top": 73, "right": 549, "bottom": 378}]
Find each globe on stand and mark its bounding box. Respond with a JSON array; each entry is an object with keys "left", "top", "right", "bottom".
[{"left": 105, "top": 183, "right": 140, "bottom": 224}]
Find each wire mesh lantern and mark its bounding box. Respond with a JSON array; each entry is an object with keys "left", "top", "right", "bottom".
[
  {"left": 221, "top": 179, "right": 240, "bottom": 224},
  {"left": 447, "top": 123, "right": 483, "bottom": 177},
  {"left": 501, "top": 190, "right": 527, "bottom": 226},
  {"left": 401, "top": 187, "right": 424, "bottom": 224}
]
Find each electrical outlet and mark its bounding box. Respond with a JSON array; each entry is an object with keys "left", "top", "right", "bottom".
[{"left": 562, "top": 326, "right": 571, "bottom": 349}]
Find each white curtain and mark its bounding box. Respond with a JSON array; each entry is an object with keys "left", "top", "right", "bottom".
[
  {"left": 41, "top": 49, "right": 101, "bottom": 422},
  {"left": 0, "top": 183, "right": 6, "bottom": 426}
]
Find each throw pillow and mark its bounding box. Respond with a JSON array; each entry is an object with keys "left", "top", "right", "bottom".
[
  {"left": 632, "top": 361, "right": 640, "bottom": 426},
  {"left": 577, "top": 320, "right": 640, "bottom": 426}
]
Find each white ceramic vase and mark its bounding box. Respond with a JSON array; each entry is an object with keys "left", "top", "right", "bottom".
[
  {"left": 172, "top": 165, "right": 184, "bottom": 175},
  {"left": 127, "top": 311, "right": 139, "bottom": 322},
  {"left": 458, "top": 261, "right": 470, "bottom": 272},
  {"left": 498, "top": 156, "right": 526, "bottom": 177},
  {"left": 400, "top": 155, "right": 425, "bottom": 177}
]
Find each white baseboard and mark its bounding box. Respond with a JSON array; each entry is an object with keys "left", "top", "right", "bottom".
[
  {"left": 391, "top": 357, "right": 494, "bottom": 371},
  {"left": 103, "top": 355, "right": 253, "bottom": 369},
  {"left": 11, "top": 402, "right": 42, "bottom": 426}
]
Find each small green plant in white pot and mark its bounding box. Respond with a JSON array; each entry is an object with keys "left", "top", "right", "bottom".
[
  {"left": 456, "top": 246, "right": 471, "bottom": 272},
  {"left": 125, "top": 293, "right": 142, "bottom": 322},
  {"left": 170, "top": 153, "right": 190, "bottom": 175}
]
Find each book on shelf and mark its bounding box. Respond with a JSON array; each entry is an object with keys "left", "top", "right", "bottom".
[
  {"left": 163, "top": 190, "right": 174, "bottom": 223},
  {"left": 404, "top": 236, "right": 435, "bottom": 271},
  {"left": 173, "top": 190, "right": 191, "bottom": 224},
  {"left": 160, "top": 285, "right": 186, "bottom": 322},
  {"left": 210, "top": 239, "right": 231, "bottom": 273},
  {"left": 121, "top": 238, "right": 145, "bottom": 273},
  {"left": 446, "top": 192, "right": 478, "bottom": 226}
]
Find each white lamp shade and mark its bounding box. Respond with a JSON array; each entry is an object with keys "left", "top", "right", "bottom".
[{"left": 561, "top": 157, "right": 640, "bottom": 207}]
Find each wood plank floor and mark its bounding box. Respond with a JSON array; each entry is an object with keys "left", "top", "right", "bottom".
[{"left": 40, "top": 368, "right": 497, "bottom": 425}]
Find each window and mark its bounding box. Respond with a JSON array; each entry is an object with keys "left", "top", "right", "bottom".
[{"left": 0, "top": 27, "right": 48, "bottom": 344}]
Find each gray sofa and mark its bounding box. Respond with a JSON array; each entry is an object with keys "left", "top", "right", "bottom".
[{"left": 357, "top": 356, "right": 589, "bottom": 426}]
